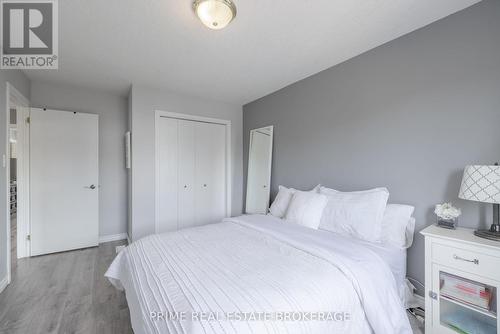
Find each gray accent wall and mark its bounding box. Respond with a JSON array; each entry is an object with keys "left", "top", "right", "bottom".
[
  {"left": 243, "top": 0, "right": 500, "bottom": 292},
  {"left": 30, "top": 81, "right": 128, "bottom": 238},
  {"left": 129, "top": 85, "right": 243, "bottom": 241},
  {"left": 0, "top": 70, "right": 30, "bottom": 285}
]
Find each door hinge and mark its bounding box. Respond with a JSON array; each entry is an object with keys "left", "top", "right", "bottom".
[
  {"left": 26, "top": 117, "right": 30, "bottom": 124},
  {"left": 428, "top": 291, "right": 437, "bottom": 300},
  {"left": 26, "top": 234, "right": 31, "bottom": 241}
]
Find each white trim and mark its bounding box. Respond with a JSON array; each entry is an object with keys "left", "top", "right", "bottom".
[
  {"left": 4, "top": 86, "right": 9, "bottom": 285},
  {"left": 98, "top": 233, "right": 128, "bottom": 243},
  {"left": 156, "top": 111, "right": 232, "bottom": 126},
  {"left": 16, "top": 106, "right": 30, "bottom": 259},
  {"left": 5, "top": 83, "right": 29, "bottom": 287},
  {"left": 6, "top": 83, "right": 29, "bottom": 108},
  {"left": 0, "top": 275, "right": 8, "bottom": 294},
  {"left": 154, "top": 110, "right": 232, "bottom": 234}
]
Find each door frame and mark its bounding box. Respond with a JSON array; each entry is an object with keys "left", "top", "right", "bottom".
[
  {"left": 154, "top": 110, "right": 232, "bottom": 234},
  {"left": 5, "top": 82, "right": 30, "bottom": 286}
]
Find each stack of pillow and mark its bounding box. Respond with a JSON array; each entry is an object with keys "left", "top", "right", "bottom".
[{"left": 268, "top": 185, "right": 415, "bottom": 248}]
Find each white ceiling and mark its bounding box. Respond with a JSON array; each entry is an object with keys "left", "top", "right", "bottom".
[{"left": 24, "top": 0, "right": 481, "bottom": 104}]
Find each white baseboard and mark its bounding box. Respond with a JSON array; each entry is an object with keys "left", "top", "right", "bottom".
[
  {"left": 99, "top": 233, "right": 128, "bottom": 244},
  {"left": 0, "top": 276, "right": 8, "bottom": 294}
]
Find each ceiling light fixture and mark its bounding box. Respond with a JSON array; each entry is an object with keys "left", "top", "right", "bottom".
[{"left": 193, "top": 0, "right": 236, "bottom": 30}]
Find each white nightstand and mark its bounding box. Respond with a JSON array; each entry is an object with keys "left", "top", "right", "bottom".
[{"left": 421, "top": 225, "right": 500, "bottom": 334}]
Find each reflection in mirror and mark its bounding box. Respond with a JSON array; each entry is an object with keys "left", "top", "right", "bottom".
[{"left": 246, "top": 126, "right": 273, "bottom": 214}]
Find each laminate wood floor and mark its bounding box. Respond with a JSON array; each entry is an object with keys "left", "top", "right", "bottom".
[{"left": 0, "top": 240, "right": 133, "bottom": 334}]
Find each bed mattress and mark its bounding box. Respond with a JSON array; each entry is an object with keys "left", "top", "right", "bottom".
[{"left": 106, "top": 214, "right": 411, "bottom": 334}]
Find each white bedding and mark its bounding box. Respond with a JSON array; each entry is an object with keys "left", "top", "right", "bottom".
[
  {"left": 350, "top": 237, "right": 408, "bottom": 302},
  {"left": 106, "top": 214, "right": 411, "bottom": 334}
]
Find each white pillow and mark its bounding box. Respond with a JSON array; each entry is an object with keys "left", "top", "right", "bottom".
[
  {"left": 381, "top": 204, "right": 415, "bottom": 248},
  {"left": 310, "top": 184, "right": 321, "bottom": 193},
  {"left": 269, "top": 186, "right": 295, "bottom": 218},
  {"left": 319, "top": 186, "right": 389, "bottom": 242},
  {"left": 269, "top": 185, "right": 321, "bottom": 218},
  {"left": 285, "top": 191, "right": 328, "bottom": 229}
]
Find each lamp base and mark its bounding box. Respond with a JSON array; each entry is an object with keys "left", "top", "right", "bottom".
[{"left": 474, "top": 224, "right": 500, "bottom": 242}]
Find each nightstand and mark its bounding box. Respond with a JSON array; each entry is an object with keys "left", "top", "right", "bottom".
[{"left": 421, "top": 225, "right": 500, "bottom": 334}]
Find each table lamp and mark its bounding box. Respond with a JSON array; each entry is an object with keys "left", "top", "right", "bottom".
[{"left": 458, "top": 164, "right": 500, "bottom": 241}]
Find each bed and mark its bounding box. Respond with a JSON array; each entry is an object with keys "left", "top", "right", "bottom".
[{"left": 106, "top": 214, "right": 412, "bottom": 333}]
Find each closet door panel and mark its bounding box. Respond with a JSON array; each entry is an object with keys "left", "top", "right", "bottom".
[
  {"left": 178, "top": 120, "right": 196, "bottom": 229},
  {"left": 157, "top": 117, "right": 178, "bottom": 233},
  {"left": 195, "top": 122, "right": 226, "bottom": 226}
]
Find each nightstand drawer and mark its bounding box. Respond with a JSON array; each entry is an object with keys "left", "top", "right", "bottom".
[{"left": 432, "top": 242, "right": 500, "bottom": 279}]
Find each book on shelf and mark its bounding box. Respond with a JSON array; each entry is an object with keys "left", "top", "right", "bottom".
[{"left": 440, "top": 272, "right": 493, "bottom": 311}]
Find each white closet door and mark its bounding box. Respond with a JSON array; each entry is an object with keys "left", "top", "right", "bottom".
[
  {"left": 194, "top": 121, "right": 226, "bottom": 226},
  {"left": 178, "top": 119, "right": 196, "bottom": 228},
  {"left": 157, "top": 117, "right": 179, "bottom": 233}
]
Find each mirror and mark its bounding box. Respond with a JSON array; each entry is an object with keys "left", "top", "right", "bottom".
[{"left": 246, "top": 126, "right": 273, "bottom": 214}]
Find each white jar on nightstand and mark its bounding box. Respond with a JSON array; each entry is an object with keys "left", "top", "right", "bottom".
[{"left": 421, "top": 225, "right": 500, "bottom": 334}]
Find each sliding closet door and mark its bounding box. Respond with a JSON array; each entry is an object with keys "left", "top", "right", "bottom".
[
  {"left": 157, "top": 117, "right": 179, "bottom": 233},
  {"left": 177, "top": 119, "right": 196, "bottom": 228},
  {"left": 156, "top": 113, "right": 228, "bottom": 233},
  {"left": 194, "top": 122, "right": 226, "bottom": 226}
]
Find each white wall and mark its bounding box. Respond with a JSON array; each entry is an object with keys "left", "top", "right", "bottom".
[
  {"left": 30, "top": 81, "right": 128, "bottom": 238},
  {"left": 129, "top": 85, "right": 243, "bottom": 241},
  {"left": 0, "top": 71, "right": 30, "bottom": 288}
]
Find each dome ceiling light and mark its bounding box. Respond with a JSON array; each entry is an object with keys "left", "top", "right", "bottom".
[{"left": 193, "top": 0, "right": 237, "bottom": 30}]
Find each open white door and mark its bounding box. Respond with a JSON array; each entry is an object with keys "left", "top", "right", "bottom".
[{"left": 30, "top": 108, "right": 99, "bottom": 256}]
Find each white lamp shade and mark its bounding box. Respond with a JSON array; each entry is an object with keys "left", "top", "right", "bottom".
[{"left": 459, "top": 165, "right": 500, "bottom": 204}]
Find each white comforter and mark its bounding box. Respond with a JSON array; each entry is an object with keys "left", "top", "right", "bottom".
[{"left": 106, "top": 214, "right": 411, "bottom": 334}]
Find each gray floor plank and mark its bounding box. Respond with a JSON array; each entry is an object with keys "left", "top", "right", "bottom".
[{"left": 0, "top": 240, "right": 133, "bottom": 334}]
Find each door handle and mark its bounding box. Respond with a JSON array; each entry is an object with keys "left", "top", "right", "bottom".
[{"left": 84, "top": 184, "right": 96, "bottom": 190}]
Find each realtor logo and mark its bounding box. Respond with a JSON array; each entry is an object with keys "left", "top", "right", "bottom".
[{"left": 1, "top": 0, "right": 58, "bottom": 69}]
